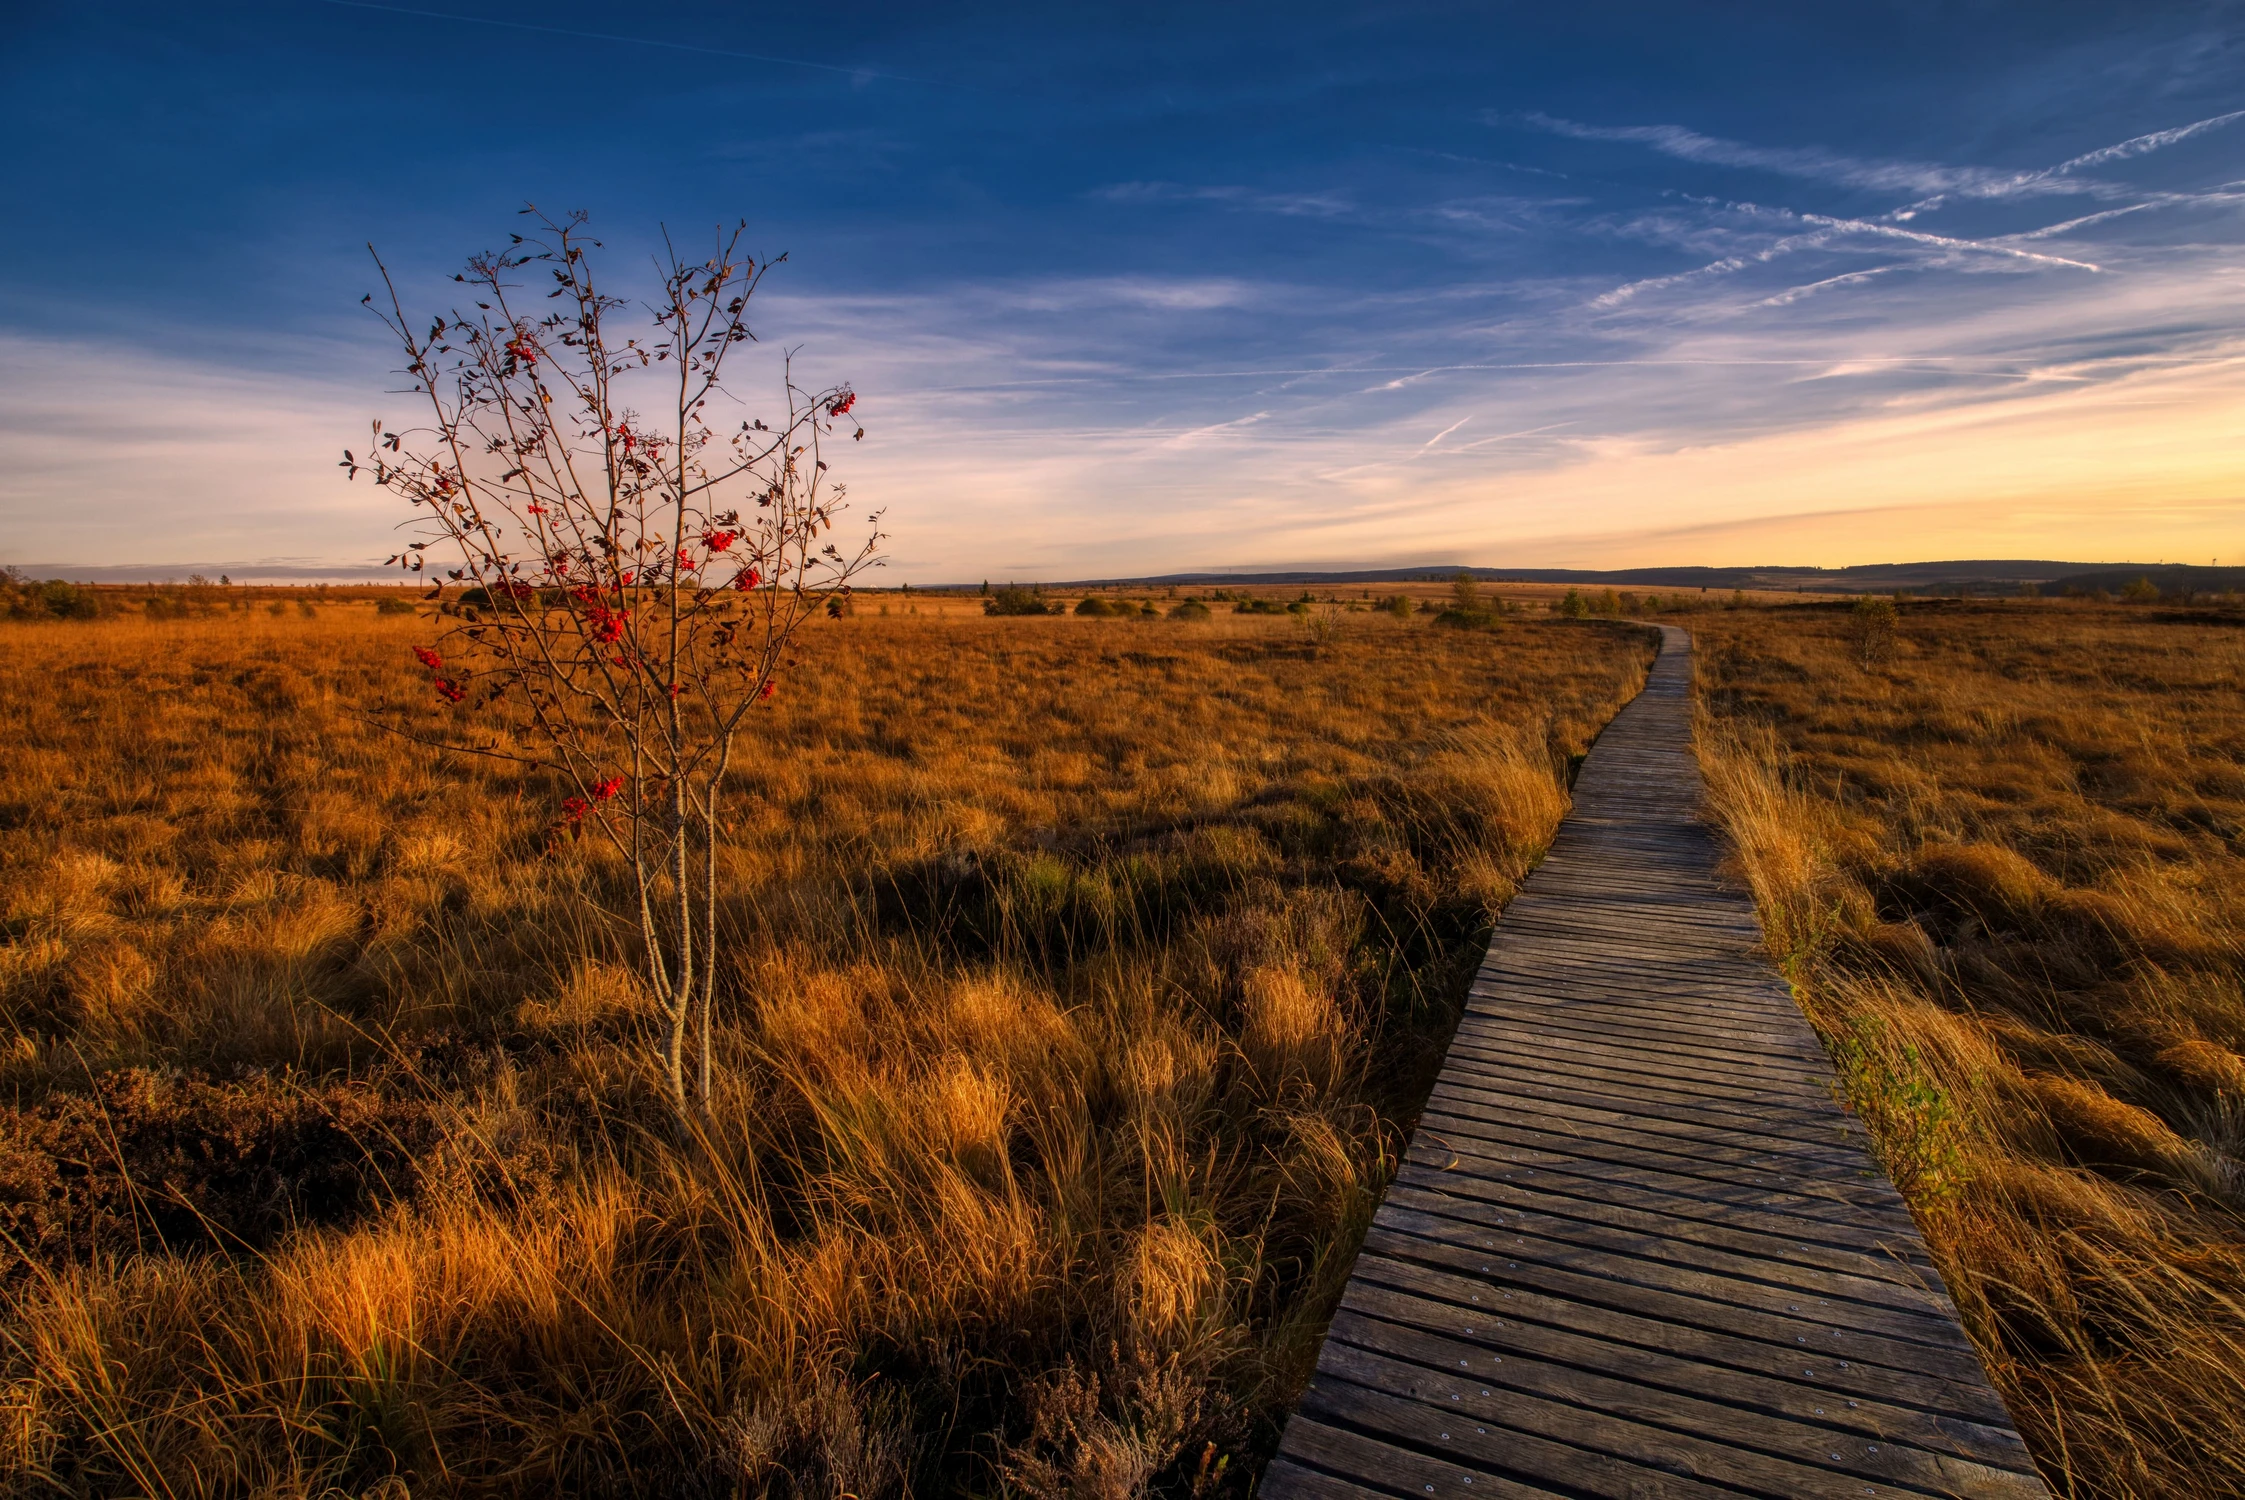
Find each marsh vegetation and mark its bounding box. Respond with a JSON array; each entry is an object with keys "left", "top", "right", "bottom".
[
  {"left": 10, "top": 583, "right": 2236, "bottom": 1497},
  {"left": 0, "top": 599, "right": 1650, "bottom": 1496}
]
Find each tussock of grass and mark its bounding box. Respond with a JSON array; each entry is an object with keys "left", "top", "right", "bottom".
[
  {"left": 0, "top": 606, "right": 1649, "bottom": 1495},
  {"left": 1695, "top": 602, "right": 2245, "bottom": 1500}
]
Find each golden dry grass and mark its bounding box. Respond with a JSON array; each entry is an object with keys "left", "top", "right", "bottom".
[
  {"left": 1691, "top": 599, "right": 2245, "bottom": 1500},
  {"left": 0, "top": 600, "right": 1651, "bottom": 1497}
]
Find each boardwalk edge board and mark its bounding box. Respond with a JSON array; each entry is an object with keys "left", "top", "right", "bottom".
[{"left": 1263, "top": 625, "right": 2049, "bottom": 1499}]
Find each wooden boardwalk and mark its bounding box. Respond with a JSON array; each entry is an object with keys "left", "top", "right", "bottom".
[{"left": 1263, "top": 626, "right": 2049, "bottom": 1500}]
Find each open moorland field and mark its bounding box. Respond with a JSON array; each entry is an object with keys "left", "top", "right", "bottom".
[
  {"left": 0, "top": 600, "right": 1652, "bottom": 1497},
  {"left": 1694, "top": 601, "right": 2245, "bottom": 1500}
]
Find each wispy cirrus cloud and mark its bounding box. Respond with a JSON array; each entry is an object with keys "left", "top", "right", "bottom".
[
  {"left": 1795, "top": 214, "right": 2101, "bottom": 271},
  {"left": 1513, "top": 111, "right": 2034, "bottom": 198},
  {"left": 1091, "top": 181, "right": 1354, "bottom": 218},
  {"left": 1589, "top": 256, "right": 1749, "bottom": 309},
  {"left": 1578, "top": 191, "right": 2103, "bottom": 317},
  {"left": 1167, "top": 409, "right": 1274, "bottom": 445},
  {"left": 1750, "top": 265, "right": 1907, "bottom": 309},
  {"left": 1512, "top": 107, "right": 2245, "bottom": 215},
  {"left": 993, "top": 276, "right": 1264, "bottom": 312},
  {"left": 1890, "top": 109, "right": 2245, "bottom": 216},
  {"left": 2047, "top": 109, "right": 2245, "bottom": 174},
  {"left": 1419, "top": 415, "right": 1472, "bottom": 449}
]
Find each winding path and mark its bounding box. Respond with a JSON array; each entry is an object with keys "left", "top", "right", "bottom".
[{"left": 1262, "top": 625, "right": 2048, "bottom": 1499}]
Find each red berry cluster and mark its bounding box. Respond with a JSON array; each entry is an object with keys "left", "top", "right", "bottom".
[
  {"left": 559, "top": 774, "right": 626, "bottom": 829},
  {"left": 412, "top": 645, "right": 467, "bottom": 704}
]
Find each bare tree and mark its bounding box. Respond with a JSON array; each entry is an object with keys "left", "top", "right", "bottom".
[{"left": 347, "top": 207, "right": 882, "bottom": 1116}]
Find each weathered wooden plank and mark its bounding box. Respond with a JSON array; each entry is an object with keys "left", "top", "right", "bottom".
[
  {"left": 1441, "top": 1029, "right": 1829, "bottom": 1098},
  {"left": 1296, "top": 1373, "right": 1746, "bottom": 1499},
  {"left": 1362, "top": 1213, "right": 1984, "bottom": 1368},
  {"left": 1256, "top": 1457, "right": 1392, "bottom": 1499},
  {"left": 1323, "top": 1311, "right": 2043, "bottom": 1496},
  {"left": 1468, "top": 999, "right": 1816, "bottom": 1049},
  {"left": 1335, "top": 1255, "right": 2026, "bottom": 1445},
  {"left": 1476, "top": 954, "right": 1810, "bottom": 1006},
  {"left": 1271, "top": 1419, "right": 1533, "bottom": 1498},
  {"left": 1425, "top": 1072, "right": 1872, "bottom": 1162},
  {"left": 1418, "top": 1091, "right": 1891, "bottom": 1189},
  {"left": 1395, "top": 1138, "right": 1940, "bottom": 1272},
  {"left": 1406, "top": 1114, "right": 1930, "bottom": 1240},
  {"left": 1448, "top": 1021, "right": 1833, "bottom": 1092},
  {"left": 1379, "top": 1179, "right": 1957, "bottom": 1317},
  {"left": 1465, "top": 992, "right": 1825, "bottom": 1050},
  {"left": 1473, "top": 967, "right": 1808, "bottom": 1019},
  {"left": 1263, "top": 625, "right": 2047, "bottom": 1499},
  {"left": 1441, "top": 1026, "right": 1840, "bottom": 1103},
  {"left": 1471, "top": 973, "right": 1808, "bottom": 1023}
]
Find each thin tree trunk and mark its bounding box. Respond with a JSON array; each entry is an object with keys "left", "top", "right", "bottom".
[
  {"left": 695, "top": 749, "right": 733, "bottom": 1113},
  {"left": 697, "top": 806, "right": 717, "bottom": 1109}
]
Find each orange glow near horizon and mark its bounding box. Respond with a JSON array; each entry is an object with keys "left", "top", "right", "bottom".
[{"left": 1302, "top": 355, "right": 2245, "bottom": 571}]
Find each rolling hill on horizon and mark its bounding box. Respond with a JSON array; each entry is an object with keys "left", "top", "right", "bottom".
[
  {"left": 13, "top": 558, "right": 2241, "bottom": 598},
  {"left": 1003, "top": 560, "right": 2245, "bottom": 597}
]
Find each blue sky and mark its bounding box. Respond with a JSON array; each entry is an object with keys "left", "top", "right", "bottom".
[{"left": 4, "top": 1, "right": 2243, "bottom": 580}]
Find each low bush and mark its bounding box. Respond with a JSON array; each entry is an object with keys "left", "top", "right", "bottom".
[
  {"left": 1435, "top": 573, "right": 1509, "bottom": 630},
  {"left": 5, "top": 579, "right": 103, "bottom": 620},
  {"left": 985, "top": 585, "right": 1054, "bottom": 616},
  {"left": 1849, "top": 594, "right": 1899, "bottom": 668}
]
